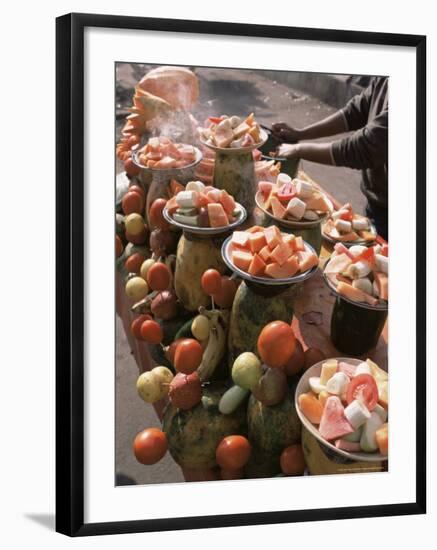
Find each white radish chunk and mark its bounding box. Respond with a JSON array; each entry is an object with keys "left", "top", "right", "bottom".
[
  {"left": 373, "top": 403, "right": 388, "bottom": 423},
  {"left": 346, "top": 260, "right": 372, "bottom": 279},
  {"left": 309, "top": 376, "right": 326, "bottom": 394},
  {"left": 355, "top": 361, "right": 373, "bottom": 376},
  {"left": 276, "top": 173, "right": 292, "bottom": 187},
  {"left": 375, "top": 254, "right": 388, "bottom": 274},
  {"left": 303, "top": 210, "right": 319, "bottom": 221},
  {"left": 352, "top": 278, "right": 374, "bottom": 296},
  {"left": 286, "top": 197, "right": 306, "bottom": 220},
  {"left": 175, "top": 190, "right": 199, "bottom": 208},
  {"left": 185, "top": 180, "right": 205, "bottom": 193},
  {"left": 334, "top": 219, "right": 352, "bottom": 233},
  {"left": 352, "top": 218, "right": 370, "bottom": 231},
  {"left": 229, "top": 115, "right": 242, "bottom": 128},
  {"left": 326, "top": 372, "right": 349, "bottom": 395},
  {"left": 360, "top": 412, "right": 384, "bottom": 452},
  {"left": 295, "top": 179, "right": 314, "bottom": 199},
  {"left": 344, "top": 399, "right": 371, "bottom": 429},
  {"left": 348, "top": 245, "right": 368, "bottom": 257}
]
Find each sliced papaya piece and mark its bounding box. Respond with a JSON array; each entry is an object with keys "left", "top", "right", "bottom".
[
  {"left": 232, "top": 250, "right": 253, "bottom": 271},
  {"left": 248, "top": 253, "right": 266, "bottom": 276},
  {"left": 248, "top": 232, "right": 267, "bottom": 253},
  {"left": 298, "top": 393, "right": 324, "bottom": 424}
]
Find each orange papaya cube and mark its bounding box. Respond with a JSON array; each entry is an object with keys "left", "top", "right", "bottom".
[
  {"left": 298, "top": 392, "right": 324, "bottom": 424},
  {"left": 248, "top": 231, "right": 267, "bottom": 253},
  {"left": 270, "top": 242, "right": 293, "bottom": 266},
  {"left": 166, "top": 195, "right": 179, "bottom": 214},
  {"left": 318, "top": 390, "right": 330, "bottom": 408},
  {"left": 263, "top": 189, "right": 278, "bottom": 211},
  {"left": 258, "top": 245, "right": 271, "bottom": 263},
  {"left": 264, "top": 225, "right": 282, "bottom": 250},
  {"left": 232, "top": 249, "right": 253, "bottom": 271},
  {"left": 375, "top": 423, "right": 388, "bottom": 455},
  {"left": 264, "top": 256, "right": 299, "bottom": 279},
  {"left": 293, "top": 236, "right": 305, "bottom": 252},
  {"left": 298, "top": 251, "right": 319, "bottom": 272},
  {"left": 207, "top": 203, "right": 229, "bottom": 227},
  {"left": 246, "top": 225, "right": 265, "bottom": 234},
  {"left": 232, "top": 231, "right": 250, "bottom": 248},
  {"left": 270, "top": 196, "right": 287, "bottom": 219},
  {"left": 248, "top": 253, "right": 266, "bottom": 276},
  {"left": 220, "top": 189, "right": 236, "bottom": 215}
]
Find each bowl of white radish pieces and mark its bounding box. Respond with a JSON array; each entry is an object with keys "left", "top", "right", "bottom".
[
  {"left": 296, "top": 357, "right": 389, "bottom": 462},
  {"left": 322, "top": 203, "right": 377, "bottom": 246}
]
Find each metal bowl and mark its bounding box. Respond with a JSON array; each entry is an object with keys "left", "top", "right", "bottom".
[
  {"left": 295, "top": 358, "right": 388, "bottom": 463},
  {"left": 199, "top": 129, "right": 268, "bottom": 155},
  {"left": 221, "top": 234, "right": 319, "bottom": 286},
  {"left": 255, "top": 190, "right": 333, "bottom": 229},
  {"left": 131, "top": 145, "right": 203, "bottom": 173},
  {"left": 163, "top": 202, "right": 247, "bottom": 236}
]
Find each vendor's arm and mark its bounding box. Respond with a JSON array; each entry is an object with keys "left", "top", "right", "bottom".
[
  {"left": 272, "top": 111, "right": 347, "bottom": 142},
  {"left": 277, "top": 142, "right": 335, "bottom": 165}
]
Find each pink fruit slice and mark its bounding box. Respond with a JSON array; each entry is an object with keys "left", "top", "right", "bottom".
[{"left": 319, "top": 396, "right": 354, "bottom": 441}]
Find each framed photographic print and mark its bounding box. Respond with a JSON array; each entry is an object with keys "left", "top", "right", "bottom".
[{"left": 56, "top": 12, "right": 426, "bottom": 536}]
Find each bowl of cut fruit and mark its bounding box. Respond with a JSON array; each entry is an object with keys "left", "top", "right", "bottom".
[
  {"left": 255, "top": 172, "right": 333, "bottom": 228},
  {"left": 322, "top": 202, "right": 377, "bottom": 246},
  {"left": 132, "top": 136, "right": 202, "bottom": 172},
  {"left": 296, "top": 357, "right": 388, "bottom": 462},
  {"left": 163, "top": 180, "right": 247, "bottom": 236},
  {"left": 221, "top": 225, "right": 319, "bottom": 286}
]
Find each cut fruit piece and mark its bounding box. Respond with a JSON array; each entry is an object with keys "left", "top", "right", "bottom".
[
  {"left": 166, "top": 195, "right": 179, "bottom": 214},
  {"left": 375, "top": 423, "right": 388, "bottom": 455},
  {"left": 374, "top": 271, "right": 388, "bottom": 301},
  {"left": 335, "top": 439, "right": 362, "bottom": 452},
  {"left": 293, "top": 236, "right": 305, "bottom": 252},
  {"left": 298, "top": 392, "right": 324, "bottom": 424},
  {"left": 320, "top": 360, "right": 338, "bottom": 386},
  {"left": 318, "top": 390, "right": 330, "bottom": 408},
  {"left": 232, "top": 250, "right": 254, "bottom": 271},
  {"left": 232, "top": 231, "right": 250, "bottom": 248},
  {"left": 258, "top": 245, "right": 272, "bottom": 263},
  {"left": 207, "top": 203, "right": 229, "bottom": 227},
  {"left": 360, "top": 412, "right": 383, "bottom": 452},
  {"left": 232, "top": 121, "right": 251, "bottom": 139},
  {"left": 219, "top": 190, "right": 236, "bottom": 215},
  {"left": 298, "top": 251, "right": 319, "bottom": 272},
  {"left": 270, "top": 242, "right": 293, "bottom": 266},
  {"left": 258, "top": 181, "right": 274, "bottom": 197},
  {"left": 264, "top": 225, "right": 282, "bottom": 250},
  {"left": 264, "top": 256, "right": 299, "bottom": 279},
  {"left": 337, "top": 281, "right": 378, "bottom": 307},
  {"left": 248, "top": 232, "right": 267, "bottom": 253},
  {"left": 270, "top": 196, "right": 287, "bottom": 219},
  {"left": 338, "top": 361, "right": 357, "bottom": 379},
  {"left": 319, "top": 396, "right": 354, "bottom": 441},
  {"left": 248, "top": 254, "right": 266, "bottom": 276}
]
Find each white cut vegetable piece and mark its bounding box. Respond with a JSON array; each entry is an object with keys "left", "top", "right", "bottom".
[
  {"left": 175, "top": 190, "right": 199, "bottom": 208},
  {"left": 352, "top": 278, "right": 374, "bottom": 295},
  {"left": 344, "top": 399, "right": 371, "bottom": 429},
  {"left": 325, "top": 253, "right": 352, "bottom": 274},
  {"left": 320, "top": 360, "right": 338, "bottom": 385},
  {"left": 302, "top": 210, "right": 319, "bottom": 221},
  {"left": 346, "top": 260, "right": 372, "bottom": 279},
  {"left": 352, "top": 217, "right": 370, "bottom": 230},
  {"left": 348, "top": 245, "right": 368, "bottom": 257},
  {"left": 355, "top": 361, "right": 373, "bottom": 376},
  {"left": 334, "top": 219, "right": 352, "bottom": 233},
  {"left": 216, "top": 118, "right": 232, "bottom": 131},
  {"left": 172, "top": 213, "right": 199, "bottom": 226},
  {"left": 219, "top": 385, "right": 249, "bottom": 414},
  {"left": 326, "top": 372, "right": 349, "bottom": 395},
  {"left": 373, "top": 403, "right": 388, "bottom": 423},
  {"left": 286, "top": 197, "right": 306, "bottom": 220},
  {"left": 309, "top": 376, "right": 326, "bottom": 394},
  {"left": 295, "top": 179, "right": 314, "bottom": 199},
  {"left": 185, "top": 180, "right": 205, "bottom": 193},
  {"left": 343, "top": 425, "right": 363, "bottom": 443},
  {"left": 229, "top": 115, "right": 242, "bottom": 128},
  {"left": 375, "top": 254, "right": 388, "bottom": 274},
  {"left": 360, "top": 412, "right": 384, "bottom": 452},
  {"left": 276, "top": 173, "right": 292, "bottom": 187}
]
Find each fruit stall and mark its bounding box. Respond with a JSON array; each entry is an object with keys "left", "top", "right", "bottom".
[{"left": 115, "top": 66, "right": 388, "bottom": 482}]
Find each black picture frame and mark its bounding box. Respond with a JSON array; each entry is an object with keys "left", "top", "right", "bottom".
[{"left": 56, "top": 12, "right": 426, "bottom": 537}]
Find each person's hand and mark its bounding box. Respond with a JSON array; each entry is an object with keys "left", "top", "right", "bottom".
[
  {"left": 277, "top": 143, "right": 300, "bottom": 159},
  {"left": 271, "top": 122, "right": 301, "bottom": 143}
]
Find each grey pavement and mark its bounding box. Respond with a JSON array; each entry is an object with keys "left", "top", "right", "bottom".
[{"left": 115, "top": 65, "right": 368, "bottom": 485}]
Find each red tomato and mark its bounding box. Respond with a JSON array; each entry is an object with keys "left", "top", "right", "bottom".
[
  {"left": 149, "top": 198, "right": 171, "bottom": 230},
  {"left": 339, "top": 210, "right": 354, "bottom": 222},
  {"left": 147, "top": 262, "right": 171, "bottom": 291},
  {"left": 212, "top": 276, "right": 237, "bottom": 308},
  {"left": 124, "top": 157, "right": 141, "bottom": 177},
  {"left": 122, "top": 191, "right": 144, "bottom": 215},
  {"left": 125, "top": 252, "right": 146, "bottom": 274},
  {"left": 165, "top": 338, "right": 185, "bottom": 366},
  {"left": 346, "top": 374, "right": 379, "bottom": 411},
  {"left": 174, "top": 338, "right": 203, "bottom": 374},
  {"left": 216, "top": 435, "right": 252, "bottom": 470},
  {"left": 208, "top": 116, "right": 223, "bottom": 124},
  {"left": 115, "top": 234, "right": 123, "bottom": 258},
  {"left": 201, "top": 269, "right": 222, "bottom": 296},
  {"left": 133, "top": 428, "right": 168, "bottom": 465},
  {"left": 131, "top": 314, "right": 152, "bottom": 339},
  {"left": 140, "top": 320, "right": 163, "bottom": 344},
  {"left": 280, "top": 444, "right": 306, "bottom": 476},
  {"left": 257, "top": 321, "right": 296, "bottom": 368}
]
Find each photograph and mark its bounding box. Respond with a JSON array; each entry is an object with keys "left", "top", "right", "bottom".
[{"left": 114, "top": 63, "right": 389, "bottom": 486}]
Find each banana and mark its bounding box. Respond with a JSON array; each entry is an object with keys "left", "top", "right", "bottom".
[{"left": 196, "top": 307, "right": 229, "bottom": 382}]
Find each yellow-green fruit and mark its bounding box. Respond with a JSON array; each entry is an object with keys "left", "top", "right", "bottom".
[
  {"left": 136, "top": 371, "right": 162, "bottom": 403},
  {"left": 151, "top": 366, "right": 174, "bottom": 399},
  {"left": 125, "top": 213, "right": 145, "bottom": 236},
  {"left": 232, "top": 352, "right": 262, "bottom": 390},
  {"left": 191, "top": 315, "right": 210, "bottom": 341},
  {"left": 140, "top": 258, "right": 155, "bottom": 281},
  {"left": 125, "top": 276, "right": 149, "bottom": 301}
]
